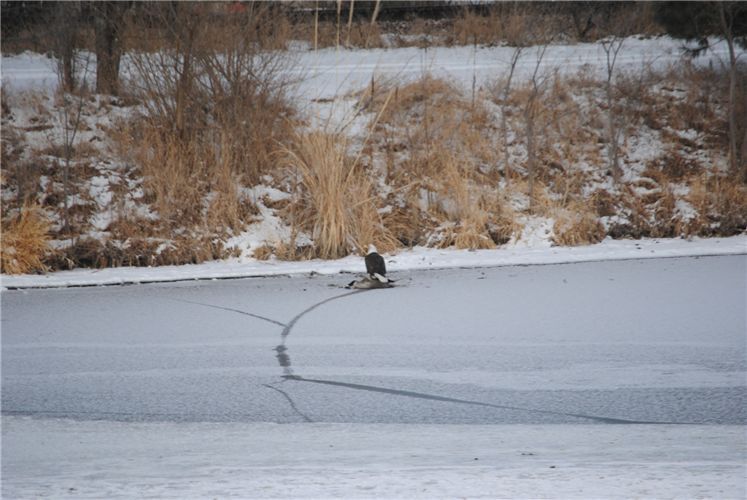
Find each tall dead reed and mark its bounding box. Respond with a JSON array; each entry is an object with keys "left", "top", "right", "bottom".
[{"left": 282, "top": 131, "right": 397, "bottom": 259}]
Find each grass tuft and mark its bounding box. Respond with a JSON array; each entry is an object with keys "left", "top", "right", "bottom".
[
  {"left": 282, "top": 131, "right": 397, "bottom": 259},
  {"left": 552, "top": 202, "right": 606, "bottom": 246},
  {"left": 1, "top": 203, "right": 51, "bottom": 274}
]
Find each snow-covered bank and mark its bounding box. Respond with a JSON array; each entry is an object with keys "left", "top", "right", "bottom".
[
  {"left": 1, "top": 235, "right": 744, "bottom": 289},
  {"left": 3, "top": 417, "right": 744, "bottom": 499},
  {"left": 3, "top": 37, "right": 746, "bottom": 277}
]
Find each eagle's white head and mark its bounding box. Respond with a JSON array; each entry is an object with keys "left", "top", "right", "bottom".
[{"left": 367, "top": 244, "right": 378, "bottom": 255}]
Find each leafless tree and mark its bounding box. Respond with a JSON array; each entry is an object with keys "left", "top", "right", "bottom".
[
  {"left": 55, "top": 54, "right": 92, "bottom": 237},
  {"left": 93, "top": 2, "right": 129, "bottom": 96},
  {"left": 523, "top": 43, "right": 552, "bottom": 213},
  {"left": 718, "top": 3, "right": 746, "bottom": 180},
  {"left": 601, "top": 35, "right": 626, "bottom": 182},
  {"left": 126, "top": 2, "right": 297, "bottom": 181},
  {"left": 127, "top": 3, "right": 202, "bottom": 139},
  {"left": 495, "top": 46, "right": 524, "bottom": 186},
  {"left": 52, "top": 2, "right": 82, "bottom": 93}
]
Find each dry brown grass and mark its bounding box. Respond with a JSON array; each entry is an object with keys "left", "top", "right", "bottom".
[
  {"left": 590, "top": 188, "right": 618, "bottom": 218},
  {"left": 360, "top": 74, "right": 526, "bottom": 250},
  {"left": 381, "top": 201, "right": 433, "bottom": 248},
  {"left": 282, "top": 131, "right": 397, "bottom": 259},
  {"left": 451, "top": 9, "right": 505, "bottom": 46},
  {"left": 384, "top": 149, "right": 520, "bottom": 250},
  {"left": 252, "top": 244, "right": 274, "bottom": 261},
  {"left": 365, "top": 74, "right": 496, "bottom": 177},
  {"left": 120, "top": 119, "right": 267, "bottom": 243},
  {"left": 366, "top": 76, "right": 453, "bottom": 124},
  {"left": 552, "top": 201, "right": 606, "bottom": 246},
  {"left": 686, "top": 173, "right": 747, "bottom": 237},
  {"left": 434, "top": 153, "right": 496, "bottom": 250},
  {"left": 41, "top": 117, "right": 253, "bottom": 270},
  {"left": 130, "top": 129, "right": 206, "bottom": 228},
  {"left": 1, "top": 203, "right": 51, "bottom": 274},
  {"left": 451, "top": 5, "right": 556, "bottom": 47}
]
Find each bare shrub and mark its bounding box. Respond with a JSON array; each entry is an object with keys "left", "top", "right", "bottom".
[
  {"left": 649, "top": 183, "right": 681, "bottom": 238},
  {"left": 607, "top": 186, "right": 653, "bottom": 239},
  {"left": 649, "top": 147, "right": 701, "bottom": 181},
  {"left": 126, "top": 2, "right": 297, "bottom": 178},
  {"left": 1, "top": 204, "right": 51, "bottom": 274},
  {"left": 116, "top": 3, "right": 297, "bottom": 264},
  {"left": 485, "top": 188, "right": 521, "bottom": 246},
  {"left": 519, "top": 44, "right": 553, "bottom": 212},
  {"left": 567, "top": 2, "right": 659, "bottom": 42}
]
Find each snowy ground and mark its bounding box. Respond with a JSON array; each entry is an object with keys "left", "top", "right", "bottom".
[
  {"left": 4, "top": 418, "right": 744, "bottom": 499},
  {"left": 291, "top": 34, "right": 733, "bottom": 119},
  {"left": 2, "top": 36, "right": 731, "bottom": 104},
  {"left": 2, "top": 234, "right": 745, "bottom": 289},
  {"left": 3, "top": 252, "right": 745, "bottom": 498}
]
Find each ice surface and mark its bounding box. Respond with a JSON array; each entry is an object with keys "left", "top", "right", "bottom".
[
  {"left": 3, "top": 418, "right": 745, "bottom": 499},
  {"left": 3, "top": 253, "right": 745, "bottom": 498}
]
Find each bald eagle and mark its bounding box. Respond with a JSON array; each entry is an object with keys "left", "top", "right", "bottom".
[
  {"left": 365, "top": 244, "right": 388, "bottom": 283},
  {"left": 346, "top": 245, "right": 393, "bottom": 289}
]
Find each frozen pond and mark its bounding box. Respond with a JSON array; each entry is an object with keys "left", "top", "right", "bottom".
[{"left": 3, "top": 255, "right": 745, "bottom": 425}]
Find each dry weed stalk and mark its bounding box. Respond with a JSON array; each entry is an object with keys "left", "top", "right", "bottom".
[{"left": 1, "top": 204, "right": 51, "bottom": 274}]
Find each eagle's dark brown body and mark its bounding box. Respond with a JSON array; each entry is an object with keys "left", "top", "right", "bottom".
[
  {"left": 345, "top": 245, "right": 393, "bottom": 289},
  {"left": 364, "top": 251, "right": 386, "bottom": 278}
]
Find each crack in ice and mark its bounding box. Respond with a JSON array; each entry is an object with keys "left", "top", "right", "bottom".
[{"left": 177, "top": 286, "right": 688, "bottom": 425}]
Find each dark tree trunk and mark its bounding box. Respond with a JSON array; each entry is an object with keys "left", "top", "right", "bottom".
[
  {"left": 94, "top": 2, "right": 126, "bottom": 96},
  {"left": 54, "top": 3, "right": 79, "bottom": 93},
  {"left": 61, "top": 41, "right": 76, "bottom": 93}
]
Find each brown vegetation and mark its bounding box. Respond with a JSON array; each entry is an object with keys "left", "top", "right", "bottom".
[
  {"left": 281, "top": 131, "right": 398, "bottom": 259},
  {"left": 1, "top": 4, "right": 744, "bottom": 273},
  {"left": 1, "top": 204, "right": 51, "bottom": 274}
]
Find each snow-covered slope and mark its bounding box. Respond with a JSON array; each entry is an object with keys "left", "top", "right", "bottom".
[{"left": 1, "top": 35, "right": 745, "bottom": 282}]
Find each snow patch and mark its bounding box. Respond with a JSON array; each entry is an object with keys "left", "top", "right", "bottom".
[{"left": 2, "top": 235, "right": 744, "bottom": 289}]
